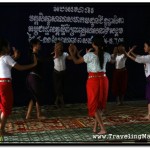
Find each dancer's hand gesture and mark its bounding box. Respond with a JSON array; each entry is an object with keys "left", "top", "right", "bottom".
[
  {"left": 69, "top": 44, "right": 77, "bottom": 56},
  {"left": 77, "top": 50, "right": 83, "bottom": 58},
  {"left": 113, "top": 47, "right": 118, "bottom": 56},
  {"left": 127, "top": 45, "right": 137, "bottom": 57},
  {"left": 86, "top": 48, "right": 93, "bottom": 53},
  {"left": 12, "top": 47, "right": 21, "bottom": 60},
  {"left": 53, "top": 43, "right": 63, "bottom": 58},
  {"left": 129, "top": 45, "right": 136, "bottom": 52}
]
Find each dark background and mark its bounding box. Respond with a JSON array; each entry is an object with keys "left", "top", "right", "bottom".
[{"left": 0, "top": 3, "right": 150, "bottom": 106}]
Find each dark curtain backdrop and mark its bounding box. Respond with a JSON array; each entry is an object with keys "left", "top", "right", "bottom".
[{"left": 0, "top": 3, "right": 150, "bottom": 106}]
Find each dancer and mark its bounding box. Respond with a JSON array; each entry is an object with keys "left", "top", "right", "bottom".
[
  {"left": 0, "top": 37, "right": 37, "bottom": 136},
  {"left": 26, "top": 39, "right": 46, "bottom": 120},
  {"left": 126, "top": 40, "right": 150, "bottom": 120},
  {"left": 69, "top": 35, "right": 111, "bottom": 134},
  {"left": 111, "top": 43, "right": 128, "bottom": 105},
  {"left": 52, "top": 41, "right": 72, "bottom": 108}
]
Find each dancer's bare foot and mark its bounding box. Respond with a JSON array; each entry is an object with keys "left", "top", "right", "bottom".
[
  {"left": 98, "top": 110, "right": 105, "bottom": 117},
  {"left": 54, "top": 103, "right": 59, "bottom": 109},
  {"left": 97, "top": 130, "right": 107, "bottom": 135},
  {"left": 117, "top": 101, "right": 120, "bottom": 105},
  {"left": 93, "top": 128, "right": 97, "bottom": 133},
  {"left": 54, "top": 99, "right": 59, "bottom": 107},
  {"left": 37, "top": 115, "right": 46, "bottom": 120},
  {"left": 117, "top": 102, "right": 123, "bottom": 106},
  {"left": 143, "top": 115, "right": 150, "bottom": 120},
  {"left": 25, "top": 114, "right": 32, "bottom": 120},
  {"left": 100, "top": 109, "right": 107, "bottom": 116},
  {"left": 93, "top": 124, "right": 97, "bottom": 133}
]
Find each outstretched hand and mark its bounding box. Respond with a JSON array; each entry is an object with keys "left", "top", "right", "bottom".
[
  {"left": 12, "top": 47, "right": 21, "bottom": 60},
  {"left": 129, "top": 45, "right": 137, "bottom": 53},
  {"left": 127, "top": 45, "right": 137, "bottom": 57},
  {"left": 68, "top": 44, "right": 77, "bottom": 56},
  {"left": 52, "top": 43, "right": 63, "bottom": 58},
  {"left": 77, "top": 50, "right": 83, "bottom": 58},
  {"left": 86, "top": 48, "right": 93, "bottom": 53}
]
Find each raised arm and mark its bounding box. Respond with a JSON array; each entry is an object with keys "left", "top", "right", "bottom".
[
  {"left": 126, "top": 46, "right": 137, "bottom": 61},
  {"left": 11, "top": 47, "right": 21, "bottom": 60},
  {"left": 66, "top": 55, "right": 72, "bottom": 60},
  {"left": 128, "top": 46, "right": 137, "bottom": 57},
  {"left": 130, "top": 51, "right": 137, "bottom": 57},
  {"left": 121, "top": 46, "right": 134, "bottom": 58},
  {"left": 126, "top": 46, "right": 150, "bottom": 63},
  {"left": 13, "top": 54, "right": 37, "bottom": 71},
  {"left": 77, "top": 50, "right": 83, "bottom": 58},
  {"left": 109, "top": 47, "right": 118, "bottom": 64},
  {"left": 68, "top": 44, "right": 84, "bottom": 64},
  {"left": 124, "top": 45, "right": 136, "bottom": 60},
  {"left": 122, "top": 47, "right": 128, "bottom": 58}
]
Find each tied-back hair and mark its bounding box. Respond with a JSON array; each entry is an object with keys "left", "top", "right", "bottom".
[
  {"left": 0, "top": 37, "right": 9, "bottom": 53},
  {"left": 92, "top": 35, "right": 105, "bottom": 69},
  {"left": 145, "top": 39, "right": 150, "bottom": 47},
  {"left": 29, "top": 38, "right": 41, "bottom": 50},
  {"left": 28, "top": 38, "right": 40, "bottom": 62},
  {"left": 117, "top": 42, "right": 127, "bottom": 49},
  {"left": 55, "top": 40, "right": 63, "bottom": 45},
  {"left": 117, "top": 42, "right": 125, "bottom": 47}
]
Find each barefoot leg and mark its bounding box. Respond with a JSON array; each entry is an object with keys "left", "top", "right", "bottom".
[
  {"left": 36, "top": 102, "right": 46, "bottom": 119},
  {"left": 94, "top": 110, "right": 106, "bottom": 134},
  {"left": 26, "top": 100, "right": 34, "bottom": 119},
  {"left": 144, "top": 104, "right": 150, "bottom": 120},
  {"left": 93, "top": 118, "right": 98, "bottom": 133},
  {"left": 0, "top": 112, "right": 9, "bottom": 136}
]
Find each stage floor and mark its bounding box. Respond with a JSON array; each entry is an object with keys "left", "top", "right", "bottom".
[{"left": 1, "top": 100, "right": 150, "bottom": 144}]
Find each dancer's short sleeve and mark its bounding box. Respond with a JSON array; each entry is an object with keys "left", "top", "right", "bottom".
[
  {"left": 83, "top": 52, "right": 93, "bottom": 63},
  {"left": 135, "top": 55, "right": 150, "bottom": 64},
  {"left": 106, "top": 52, "right": 111, "bottom": 62},
  {"left": 3, "top": 55, "right": 17, "bottom": 67},
  {"left": 110, "top": 54, "right": 116, "bottom": 63}
]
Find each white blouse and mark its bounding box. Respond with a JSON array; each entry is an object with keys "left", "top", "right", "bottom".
[
  {"left": 115, "top": 54, "right": 127, "bottom": 69},
  {"left": 135, "top": 55, "right": 150, "bottom": 77},
  {"left": 83, "top": 52, "right": 111, "bottom": 73},
  {"left": 54, "top": 52, "right": 69, "bottom": 72},
  {"left": 0, "top": 55, "right": 16, "bottom": 78}
]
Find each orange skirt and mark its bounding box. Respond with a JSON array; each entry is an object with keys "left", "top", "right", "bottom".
[{"left": 86, "top": 72, "right": 109, "bottom": 117}]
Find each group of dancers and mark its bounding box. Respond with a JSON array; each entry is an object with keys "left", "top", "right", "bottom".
[{"left": 0, "top": 35, "right": 150, "bottom": 136}]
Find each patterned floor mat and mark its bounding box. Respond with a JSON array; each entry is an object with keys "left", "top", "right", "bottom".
[
  {"left": 2, "top": 124, "right": 150, "bottom": 144},
  {"left": 1, "top": 100, "right": 150, "bottom": 144}
]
